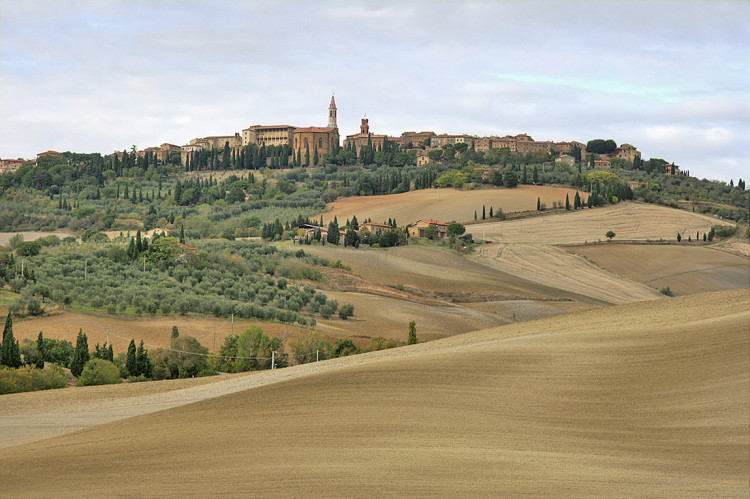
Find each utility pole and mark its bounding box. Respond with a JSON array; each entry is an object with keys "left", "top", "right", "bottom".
[
  {"left": 143, "top": 257, "right": 146, "bottom": 272},
  {"left": 271, "top": 350, "right": 276, "bottom": 369},
  {"left": 316, "top": 350, "right": 319, "bottom": 362},
  {"left": 106, "top": 328, "right": 110, "bottom": 348},
  {"left": 21, "top": 258, "right": 24, "bottom": 277}
]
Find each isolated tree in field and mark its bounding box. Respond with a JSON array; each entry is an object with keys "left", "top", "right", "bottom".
[
  {"left": 537, "top": 197, "right": 541, "bottom": 211},
  {"left": 126, "top": 339, "right": 137, "bottom": 376},
  {"left": 482, "top": 205, "right": 486, "bottom": 220},
  {"left": 408, "top": 321, "right": 417, "bottom": 345},
  {"left": 606, "top": 231, "right": 616, "bottom": 241},
  {"left": 574, "top": 190, "right": 581, "bottom": 209},
  {"left": 70, "top": 329, "right": 89, "bottom": 377},
  {"left": 474, "top": 210, "right": 477, "bottom": 220},
  {"left": 677, "top": 233, "right": 682, "bottom": 242},
  {"left": 1, "top": 312, "right": 22, "bottom": 368},
  {"left": 565, "top": 194, "right": 570, "bottom": 210},
  {"left": 489, "top": 207, "right": 494, "bottom": 217},
  {"left": 171, "top": 326, "right": 179, "bottom": 339}
]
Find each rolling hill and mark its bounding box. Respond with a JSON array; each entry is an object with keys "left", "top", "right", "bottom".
[{"left": 1, "top": 290, "right": 747, "bottom": 497}]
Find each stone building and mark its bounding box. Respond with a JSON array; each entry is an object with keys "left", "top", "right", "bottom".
[
  {"left": 290, "top": 95, "right": 340, "bottom": 161},
  {"left": 242, "top": 125, "right": 297, "bottom": 148},
  {"left": 343, "top": 117, "right": 392, "bottom": 154}
]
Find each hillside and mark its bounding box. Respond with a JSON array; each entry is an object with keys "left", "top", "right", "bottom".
[
  {"left": 1, "top": 290, "right": 747, "bottom": 497},
  {"left": 319, "top": 185, "right": 586, "bottom": 225}
]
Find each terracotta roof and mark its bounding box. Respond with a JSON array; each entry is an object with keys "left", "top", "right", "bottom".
[
  {"left": 38, "top": 150, "right": 61, "bottom": 155},
  {"left": 244, "top": 125, "right": 295, "bottom": 131},
  {"left": 345, "top": 133, "right": 389, "bottom": 139},
  {"left": 418, "top": 219, "right": 448, "bottom": 226},
  {"left": 293, "top": 126, "right": 336, "bottom": 133}
]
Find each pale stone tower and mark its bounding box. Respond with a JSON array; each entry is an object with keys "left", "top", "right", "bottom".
[{"left": 328, "top": 94, "right": 337, "bottom": 129}]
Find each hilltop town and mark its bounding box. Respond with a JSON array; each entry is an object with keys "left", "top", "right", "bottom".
[{"left": 3, "top": 95, "right": 674, "bottom": 176}]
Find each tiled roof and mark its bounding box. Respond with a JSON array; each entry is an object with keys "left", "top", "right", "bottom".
[{"left": 293, "top": 126, "right": 336, "bottom": 133}]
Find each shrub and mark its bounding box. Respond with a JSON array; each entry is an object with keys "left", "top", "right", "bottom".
[
  {"left": 660, "top": 286, "right": 674, "bottom": 297},
  {"left": 76, "top": 359, "right": 122, "bottom": 386},
  {"left": 0, "top": 365, "right": 68, "bottom": 394}
]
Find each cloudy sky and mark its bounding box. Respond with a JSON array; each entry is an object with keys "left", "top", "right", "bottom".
[{"left": 1, "top": 0, "right": 748, "bottom": 181}]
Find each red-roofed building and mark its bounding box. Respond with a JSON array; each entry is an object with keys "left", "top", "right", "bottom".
[{"left": 36, "top": 151, "right": 61, "bottom": 161}]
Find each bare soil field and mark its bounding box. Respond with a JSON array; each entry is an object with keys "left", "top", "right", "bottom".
[
  {"left": 570, "top": 244, "right": 750, "bottom": 296},
  {"left": 1, "top": 290, "right": 747, "bottom": 497},
  {"left": 470, "top": 201, "right": 731, "bottom": 244},
  {"left": 477, "top": 243, "right": 664, "bottom": 304},
  {"left": 319, "top": 185, "right": 586, "bottom": 225},
  {"left": 301, "top": 242, "right": 593, "bottom": 302}
]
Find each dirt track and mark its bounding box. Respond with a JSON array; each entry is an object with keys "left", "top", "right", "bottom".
[{"left": 1, "top": 290, "right": 747, "bottom": 497}]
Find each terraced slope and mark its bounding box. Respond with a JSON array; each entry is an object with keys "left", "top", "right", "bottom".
[{"left": 1, "top": 290, "right": 747, "bottom": 497}]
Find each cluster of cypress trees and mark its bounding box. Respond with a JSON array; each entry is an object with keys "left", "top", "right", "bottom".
[{"left": 1, "top": 312, "right": 22, "bottom": 368}]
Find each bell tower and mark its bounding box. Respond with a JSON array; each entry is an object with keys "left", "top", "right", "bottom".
[{"left": 328, "top": 94, "right": 337, "bottom": 129}]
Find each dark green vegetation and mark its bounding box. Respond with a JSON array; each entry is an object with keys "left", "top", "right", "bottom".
[{"left": 1, "top": 236, "right": 350, "bottom": 326}]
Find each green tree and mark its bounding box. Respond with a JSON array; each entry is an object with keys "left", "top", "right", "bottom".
[
  {"left": 77, "top": 359, "right": 122, "bottom": 386},
  {"left": 503, "top": 171, "right": 518, "bottom": 188},
  {"left": 126, "top": 339, "right": 137, "bottom": 376},
  {"left": 326, "top": 219, "right": 340, "bottom": 245},
  {"left": 446, "top": 223, "right": 466, "bottom": 237},
  {"left": 36, "top": 331, "right": 45, "bottom": 368},
  {"left": 70, "top": 329, "right": 89, "bottom": 377},
  {"left": 565, "top": 194, "right": 570, "bottom": 211},
  {"left": 606, "top": 231, "right": 616, "bottom": 241},
  {"left": 677, "top": 233, "right": 682, "bottom": 242},
  {"left": 171, "top": 326, "right": 180, "bottom": 339},
  {"left": 136, "top": 340, "right": 152, "bottom": 378},
  {"left": 338, "top": 303, "right": 354, "bottom": 320},
  {"left": 408, "top": 321, "right": 417, "bottom": 345},
  {"left": 290, "top": 331, "right": 330, "bottom": 364},
  {"left": 332, "top": 338, "right": 359, "bottom": 357},
  {"left": 1, "top": 312, "right": 22, "bottom": 368},
  {"left": 574, "top": 191, "right": 581, "bottom": 209}
]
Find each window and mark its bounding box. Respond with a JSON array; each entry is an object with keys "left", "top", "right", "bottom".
[{"left": 319, "top": 137, "right": 323, "bottom": 148}]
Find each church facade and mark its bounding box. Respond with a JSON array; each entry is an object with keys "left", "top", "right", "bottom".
[{"left": 291, "top": 96, "right": 340, "bottom": 161}]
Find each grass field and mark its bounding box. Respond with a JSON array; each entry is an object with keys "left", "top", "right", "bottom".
[
  {"left": 470, "top": 201, "right": 730, "bottom": 244},
  {"left": 1, "top": 290, "right": 747, "bottom": 497},
  {"left": 570, "top": 244, "right": 750, "bottom": 296},
  {"left": 319, "top": 185, "right": 586, "bottom": 225}
]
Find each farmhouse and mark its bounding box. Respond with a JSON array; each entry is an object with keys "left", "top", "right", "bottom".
[
  {"left": 359, "top": 222, "right": 393, "bottom": 235},
  {"left": 409, "top": 219, "right": 448, "bottom": 239},
  {"left": 594, "top": 159, "right": 611, "bottom": 169}
]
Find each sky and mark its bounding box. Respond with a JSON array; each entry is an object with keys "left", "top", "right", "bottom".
[{"left": 1, "top": 0, "right": 748, "bottom": 182}]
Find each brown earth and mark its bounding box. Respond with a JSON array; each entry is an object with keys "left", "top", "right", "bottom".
[
  {"left": 0, "top": 231, "right": 74, "bottom": 245},
  {"left": 476, "top": 243, "right": 664, "bottom": 304},
  {"left": 319, "top": 185, "right": 587, "bottom": 225},
  {"left": 11, "top": 313, "right": 304, "bottom": 355},
  {"left": 1, "top": 290, "right": 747, "bottom": 497},
  {"left": 570, "top": 244, "right": 750, "bottom": 296},
  {"left": 470, "top": 201, "right": 731, "bottom": 244}
]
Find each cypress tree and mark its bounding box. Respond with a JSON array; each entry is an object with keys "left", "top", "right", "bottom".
[
  {"left": 171, "top": 326, "right": 179, "bottom": 339},
  {"left": 537, "top": 197, "right": 541, "bottom": 211},
  {"left": 70, "top": 329, "right": 89, "bottom": 377},
  {"left": 565, "top": 193, "right": 570, "bottom": 210},
  {"left": 1, "top": 312, "right": 22, "bottom": 368},
  {"left": 36, "top": 331, "right": 45, "bottom": 368},
  {"left": 482, "top": 205, "right": 486, "bottom": 219},
  {"left": 136, "top": 340, "right": 152, "bottom": 378},
  {"left": 126, "top": 339, "right": 137, "bottom": 376}
]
